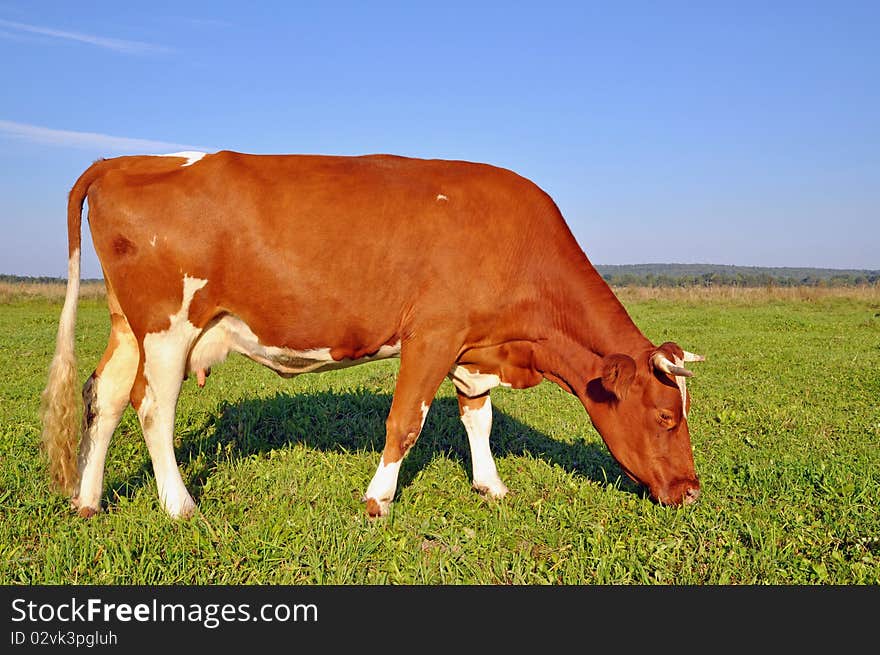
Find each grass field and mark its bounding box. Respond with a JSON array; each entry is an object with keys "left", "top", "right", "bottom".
[{"left": 1, "top": 284, "right": 878, "bottom": 584}]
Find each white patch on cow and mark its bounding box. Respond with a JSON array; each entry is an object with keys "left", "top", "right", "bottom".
[
  {"left": 157, "top": 151, "right": 207, "bottom": 167},
  {"left": 139, "top": 275, "right": 207, "bottom": 518},
  {"left": 448, "top": 365, "right": 511, "bottom": 397},
  {"left": 150, "top": 234, "right": 158, "bottom": 247},
  {"left": 420, "top": 401, "right": 430, "bottom": 429},
  {"left": 436, "top": 194, "right": 448, "bottom": 201},
  {"left": 364, "top": 458, "right": 402, "bottom": 517},
  {"left": 74, "top": 322, "right": 139, "bottom": 512},
  {"left": 460, "top": 396, "right": 508, "bottom": 498},
  {"left": 187, "top": 314, "right": 401, "bottom": 379}
]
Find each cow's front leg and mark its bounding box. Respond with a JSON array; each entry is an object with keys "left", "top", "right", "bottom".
[
  {"left": 364, "top": 340, "right": 456, "bottom": 517},
  {"left": 456, "top": 391, "right": 508, "bottom": 499}
]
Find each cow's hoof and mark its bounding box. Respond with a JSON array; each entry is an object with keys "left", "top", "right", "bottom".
[
  {"left": 165, "top": 495, "right": 198, "bottom": 520},
  {"left": 473, "top": 479, "right": 509, "bottom": 499},
  {"left": 70, "top": 496, "right": 101, "bottom": 518},
  {"left": 174, "top": 504, "right": 197, "bottom": 520},
  {"left": 364, "top": 497, "right": 390, "bottom": 518}
]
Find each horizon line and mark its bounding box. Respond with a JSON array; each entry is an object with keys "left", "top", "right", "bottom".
[{"left": 3, "top": 262, "right": 878, "bottom": 282}]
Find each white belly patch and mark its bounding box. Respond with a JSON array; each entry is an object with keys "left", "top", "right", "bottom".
[{"left": 187, "top": 314, "right": 401, "bottom": 378}]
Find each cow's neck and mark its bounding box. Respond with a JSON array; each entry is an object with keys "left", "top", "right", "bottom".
[{"left": 531, "top": 254, "right": 652, "bottom": 395}]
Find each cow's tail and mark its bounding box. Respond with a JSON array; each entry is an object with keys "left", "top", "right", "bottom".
[{"left": 40, "top": 160, "right": 106, "bottom": 495}]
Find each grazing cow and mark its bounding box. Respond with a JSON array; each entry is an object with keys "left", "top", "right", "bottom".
[{"left": 41, "top": 151, "right": 704, "bottom": 519}]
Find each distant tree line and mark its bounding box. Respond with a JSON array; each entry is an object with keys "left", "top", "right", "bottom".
[
  {"left": 3, "top": 266, "right": 878, "bottom": 289},
  {"left": 594, "top": 264, "right": 879, "bottom": 288},
  {"left": 0, "top": 275, "right": 103, "bottom": 284}
]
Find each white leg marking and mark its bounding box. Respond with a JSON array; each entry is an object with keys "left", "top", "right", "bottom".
[
  {"left": 74, "top": 328, "right": 139, "bottom": 512},
  {"left": 363, "top": 400, "right": 429, "bottom": 516},
  {"left": 137, "top": 387, "right": 195, "bottom": 519},
  {"left": 364, "top": 458, "right": 402, "bottom": 517},
  {"left": 461, "top": 396, "right": 508, "bottom": 498},
  {"left": 139, "top": 275, "right": 207, "bottom": 518},
  {"left": 420, "top": 401, "right": 430, "bottom": 429}
]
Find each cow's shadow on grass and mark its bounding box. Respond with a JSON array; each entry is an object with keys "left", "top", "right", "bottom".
[{"left": 107, "top": 389, "right": 644, "bottom": 506}]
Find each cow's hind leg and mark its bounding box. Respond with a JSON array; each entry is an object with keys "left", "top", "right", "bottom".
[
  {"left": 456, "top": 391, "right": 508, "bottom": 499},
  {"left": 364, "top": 340, "right": 457, "bottom": 517},
  {"left": 131, "top": 328, "right": 201, "bottom": 519},
  {"left": 72, "top": 313, "right": 139, "bottom": 517}
]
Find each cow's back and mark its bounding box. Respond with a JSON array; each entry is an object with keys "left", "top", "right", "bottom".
[{"left": 86, "top": 151, "right": 574, "bottom": 349}]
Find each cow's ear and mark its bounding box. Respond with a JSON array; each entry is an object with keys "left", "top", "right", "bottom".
[{"left": 600, "top": 353, "right": 636, "bottom": 400}]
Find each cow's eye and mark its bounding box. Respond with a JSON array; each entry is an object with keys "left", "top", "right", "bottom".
[{"left": 657, "top": 410, "right": 676, "bottom": 428}]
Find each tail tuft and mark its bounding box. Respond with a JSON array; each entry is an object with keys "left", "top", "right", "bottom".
[
  {"left": 40, "top": 343, "right": 81, "bottom": 495},
  {"left": 40, "top": 244, "right": 82, "bottom": 495}
]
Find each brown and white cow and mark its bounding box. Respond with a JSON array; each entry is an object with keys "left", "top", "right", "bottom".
[{"left": 41, "top": 150, "right": 704, "bottom": 519}]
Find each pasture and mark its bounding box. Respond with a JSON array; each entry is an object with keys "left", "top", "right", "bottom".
[{"left": 0, "top": 284, "right": 877, "bottom": 584}]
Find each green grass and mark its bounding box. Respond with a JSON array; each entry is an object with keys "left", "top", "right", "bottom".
[{"left": 1, "top": 288, "right": 878, "bottom": 584}]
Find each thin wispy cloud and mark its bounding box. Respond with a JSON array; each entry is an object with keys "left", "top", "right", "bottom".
[
  {"left": 0, "top": 120, "right": 212, "bottom": 155},
  {"left": 0, "top": 18, "right": 173, "bottom": 55}
]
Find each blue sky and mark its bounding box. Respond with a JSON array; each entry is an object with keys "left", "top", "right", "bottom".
[{"left": 1, "top": 1, "right": 877, "bottom": 278}]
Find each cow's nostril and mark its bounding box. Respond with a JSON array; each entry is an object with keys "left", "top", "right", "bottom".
[{"left": 684, "top": 486, "right": 700, "bottom": 505}]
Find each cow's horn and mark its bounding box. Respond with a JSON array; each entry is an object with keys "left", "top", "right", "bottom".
[
  {"left": 683, "top": 351, "right": 705, "bottom": 362},
  {"left": 652, "top": 353, "right": 694, "bottom": 378}
]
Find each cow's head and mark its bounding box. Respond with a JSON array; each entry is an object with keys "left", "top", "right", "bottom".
[{"left": 585, "top": 341, "right": 703, "bottom": 506}]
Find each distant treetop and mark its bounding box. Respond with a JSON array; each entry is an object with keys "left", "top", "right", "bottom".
[{"left": 594, "top": 264, "right": 879, "bottom": 287}]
